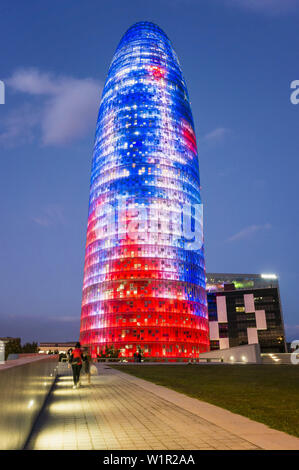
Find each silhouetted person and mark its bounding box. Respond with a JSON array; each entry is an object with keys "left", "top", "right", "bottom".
[
  {"left": 67, "top": 348, "right": 73, "bottom": 362},
  {"left": 70, "top": 342, "right": 83, "bottom": 389},
  {"left": 83, "top": 347, "right": 92, "bottom": 385},
  {"left": 66, "top": 348, "right": 73, "bottom": 370}
]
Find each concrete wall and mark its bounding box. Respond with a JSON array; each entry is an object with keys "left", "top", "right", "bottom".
[
  {"left": 198, "top": 343, "right": 262, "bottom": 364},
  {"left": 261, "top": 353, "right": 297, "bottom": 365},
  {"left": 0, "top": 355, "right": 58, "bottom": 449}
]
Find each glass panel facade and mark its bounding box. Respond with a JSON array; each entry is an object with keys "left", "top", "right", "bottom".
[
  {"left": 79, "top": 22, "right": 208, "bottom": 358},
  {"left": 207, "top": 288, "right": 286, "bottom": 353}
]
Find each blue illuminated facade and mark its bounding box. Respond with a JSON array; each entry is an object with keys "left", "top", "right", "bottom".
[{"left": 80, "top": 22, "right": 209, "bottom": 358}]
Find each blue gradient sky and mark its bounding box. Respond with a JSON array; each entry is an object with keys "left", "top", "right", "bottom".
[{"left": 0, "top": 0, "right": 298, "bottom": 343}]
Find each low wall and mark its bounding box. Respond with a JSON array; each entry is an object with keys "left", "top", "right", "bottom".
[
  {"left": 198, "top": 343, "right": 262, "bottom": 364},
  {"left": 95, "top": 357, "right": 198, "bottom": 363},
  {"left": 261, "top": 353, "right": 297, "bottom": 365},
  {"left": 0, "top": 355, "right": 58, "bottom": 450}
]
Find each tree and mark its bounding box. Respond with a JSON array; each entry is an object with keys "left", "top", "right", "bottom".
[
  {"left": 98, "top": 345, "right": 120, "bottom": 358},
  {"left": 4, "top": 339, "right": 39, "bottom": 360},
  {"left": 22, "top": 342, "right": 38, "bottom": 353},
  {"left": 5, "top": 338, "right": 22, "bottom": 360},
  {"left": 107, "top": 345, "right": 120, "bottom": 358}
]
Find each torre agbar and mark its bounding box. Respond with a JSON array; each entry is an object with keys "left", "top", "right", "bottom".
[{"left": 80, "top": 22, "right": 209, "bottom": 359}]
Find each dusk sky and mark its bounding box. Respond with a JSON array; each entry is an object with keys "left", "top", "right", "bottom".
[{"left": 0, "top": 0, "right": 298, "bottom": 343}]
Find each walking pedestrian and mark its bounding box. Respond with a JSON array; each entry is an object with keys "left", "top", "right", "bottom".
[
  {"left": 70, "top": 342, "right": 83, "bottom": 389},
  {"left": 66, "top": 348, "right": 73, "bottom": 371},
  {"left": 83, "top": 347, "right": 92, "bottom": 385},
  {"left": 67, "top": 348, "right": 73, "bottom": 362},
  {"left": 138, "top": 350, "right": 142, "bottom": 363}
]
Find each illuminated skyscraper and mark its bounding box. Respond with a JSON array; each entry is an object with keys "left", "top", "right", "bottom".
[{"left": 80, "top": 22, "right": 209, "bottom": 358}]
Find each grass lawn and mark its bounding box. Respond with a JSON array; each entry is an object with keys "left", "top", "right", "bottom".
[{"left": 111, "top": 364, "right": 299, "bottom": 438}]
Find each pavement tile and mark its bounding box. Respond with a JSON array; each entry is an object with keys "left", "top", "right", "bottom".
[{"left": 26, "top": 365, "right": 262, "bottom": 451}]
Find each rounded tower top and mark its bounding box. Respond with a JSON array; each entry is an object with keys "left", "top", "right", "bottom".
[
  {"left": 107, "top": 21, "right": 183, "bottom": 84},
  {"left": 118, "top": 21, "right": 170, "bottom": 44}
]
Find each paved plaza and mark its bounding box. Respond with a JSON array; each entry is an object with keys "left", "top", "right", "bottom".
[{"left": 26, "top": 365, "right": 299, "bottom": 450}]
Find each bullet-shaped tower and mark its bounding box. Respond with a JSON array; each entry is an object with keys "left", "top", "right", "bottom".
[{"left": 80, "top": 22, "right": 209, "bottom": 358}]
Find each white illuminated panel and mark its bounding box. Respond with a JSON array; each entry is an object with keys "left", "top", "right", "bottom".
[
  {"left": 0, "top": 340, "right": 4, "bottom": 364},
  {"left": 219, "top": 338, "right": 229, "bottom": 350},
  {"left": 261, "top": 274, "right": 277, "bottom": 280},
  {"left": 216, "top": 296, "right": 228, "bottom": 322},
  {"left": 209, "top": 322, "right": 219, "bottom": 340},
  {"left": 256, "top": 310, "right": 267, "bottom": 330},
  {"left": 247, "top": 327, "right": 258, "bottom": 344},
  {"left": 244, "top": 293, "right": 255, "bottom": 313}
]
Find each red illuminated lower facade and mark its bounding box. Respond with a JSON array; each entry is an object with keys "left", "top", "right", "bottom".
[
  {"left": 80, "top": 239, "right": 210, "bottom": 359},
  {"left": 80, "top": 297, "right": 209, "bottom": 359}
]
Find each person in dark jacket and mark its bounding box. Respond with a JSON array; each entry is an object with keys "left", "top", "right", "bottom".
[
  {"left": 70, "top": 342, "right": 83, "bottom": 389},
  {"left": 83, "top": 347, "right": 92, "bottom": 385},
  {"left": 67, "top": 348, "right": 73, "bottom": 362}
]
